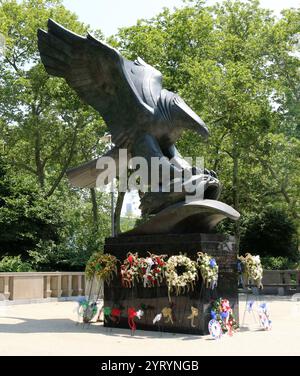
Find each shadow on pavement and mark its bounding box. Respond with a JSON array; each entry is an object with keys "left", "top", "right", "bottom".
[{"left": 0, "top": 316, "right": 203, "bottom": 340}]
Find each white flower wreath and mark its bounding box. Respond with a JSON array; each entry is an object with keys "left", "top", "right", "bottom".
[
  {"left": 165, "top": 254, "right": 198, "bottom": 297},
  {"left": 197, "top": 252, "right": 219, "bottom": 289},
  {"left": 238, "top": 253, "right": 263, "bottom": 288}
]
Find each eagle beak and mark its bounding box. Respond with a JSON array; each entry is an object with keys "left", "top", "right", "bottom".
[
  {"left": 194, "top": 117, "right": 209, "bottom": 139},
  {"left": 173, "top": 96, "right": 209, "bottom": 139}
]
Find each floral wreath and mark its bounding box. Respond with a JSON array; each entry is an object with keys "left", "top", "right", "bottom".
[
  {"left": 120, "top": 252, "right": 141, "bottom": 288},
  {"left": 197, "top": 252, "right": 218, "bottom": 289},
  {"left": 85, "top": 252, "right": 118, "bottom": 284},
  {"left": 77, "top": 298, "right": 98, "bottom": 323},
  {"left": 238, "top": 253, "right": 263, "bottom": 289},
  {"left": 139, "top": 252, "right": 167, "bottom": 287},
  {"left": 165, "top": 254, "right": 198, "bottom": 297},
  {"left": 210, "top": 298, "right": 238, "bottom": 336}
]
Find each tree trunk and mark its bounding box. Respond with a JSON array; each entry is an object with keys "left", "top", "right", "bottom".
[
  {"left": 232, "top": 143, "right": 240, "bottom": 253},
  {"left": 90, "top": 188, "right": 99, "bottom": 230},
  {"left": 44, "top": 129, "right": 77, "bottom": 198},
  {"left": 114, "top": 191, "right": 125, "bottom": 235}
]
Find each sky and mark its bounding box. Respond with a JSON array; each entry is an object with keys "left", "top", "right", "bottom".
[{"left": 62, "top": 0, "right": 300, "bottom": 37}]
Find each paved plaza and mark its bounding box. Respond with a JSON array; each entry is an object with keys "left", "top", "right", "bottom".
[{"left": 0, "top": 295, "right": 299, "bottom": 356}]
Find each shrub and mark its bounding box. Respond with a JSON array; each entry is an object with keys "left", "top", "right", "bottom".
[
  {"left": 0, "top": 159, "right": 65, "bottom": 258},
  {"left": 240, "top": 207, "right": 298, "bottom": 260},
  {"left": 0, "top": 255, "right": 33, "bottom": 272},
  {"left": 261, "top": 256, "right": 298, "bottom": 270}
]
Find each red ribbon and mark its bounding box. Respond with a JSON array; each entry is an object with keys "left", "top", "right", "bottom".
[
  {"left": 111, "top": 308, "right": 121, "bottom": 317},
  {"left": 227, "top": 319, "right": 233, "bottom": 336},
  {"left": 128, "top": 307, "right": 137, "bottom": 331},
  {"left": 111, "top": 308, "right": 121, "bottom": 323}
]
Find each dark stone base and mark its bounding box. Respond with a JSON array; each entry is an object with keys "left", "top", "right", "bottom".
[{"left": 104, "top": 233, "right": 238, "bottom": 335}]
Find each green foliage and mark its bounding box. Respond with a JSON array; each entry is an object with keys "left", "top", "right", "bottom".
[
  {"left": 0, "top": 0, "right": 299, "bottom": 269},
  {"left": 261, "top": 256, "right": 298, "bottom": 270},
  {"left": 0, "top": 255, "right": 32, "bottom": 272},
  {"left": 0, "top": 0, "right": 106, "bottom": 198},
  {"left": 113, "top": 0, "right": 300, "bottom": 252},
  {"left": 0, "top": 157, "right": 65, "bottom": 256},
  {"left": 0, "top": 0, "right": 110, "bottom": 270},
  {"left": 240, "top": 207, "right": 299, "bottom": 259},
  {"left": 120, "top": 216, "right": 137, "bottom": 233}
]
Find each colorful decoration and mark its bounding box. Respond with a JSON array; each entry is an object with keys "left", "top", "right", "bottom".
[
  {"left": 187, "top": 306, "right": 199, "bottom": 328},
  {"left": 247, "top": 300, "right": 255, "bottom": 313},
  {"left": 165, "top": 254, "right": 198, "bottom": 298},
  {"left": 258, "top": 303, "right": 272, "bottom": 330},
  {"left": 208, "top": 319, "right": 223, "bottom": 339},
  {"left": 102, "top": 306, "right": 112, "bottom": 323},
  {"left": 197, "top": 252, "right": 219, "bottom": 289},
  {"left": 161, "top": 306, "right": 174, "bottom": 324},
  {"left": 111, "top": 308, "right": 122, "bottom": 323},
  {"left": 210, "top": 298, "right": 238, "bottom": 336},
  {"left": 120, "top": 252, "right": 141, "bottom": 288},
  {"left": 77, "top": 298, "right": 98, "bottom": 323},
  {"left": 153, "top": 313, "right": 162, "bottom": 324},
  {"left": 152, "top": 304, "right": 175, "bottom": 325},
  {"left": 238, "top": 253, "right": 263, "bottom": 289},
  {"left": 127, "top": 307, "right": 144, "bottom": 333},
  {"left": 139, "top": 252, "right": 167, "bottom": 287},
  {"left": 85, "top": 252, "right": 118, "bottom": 283},
  {"left": 98, "top": 306, "right": 122, "bottom": 324}
]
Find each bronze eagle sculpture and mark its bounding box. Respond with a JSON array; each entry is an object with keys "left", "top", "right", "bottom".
[{"left": 37, "top": 19, "right": 239, "bottom": 233}]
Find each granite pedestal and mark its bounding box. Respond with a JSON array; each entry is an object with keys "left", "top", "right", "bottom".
[{"left": 103, "top": 233, "right": 238, "bottom": 335}]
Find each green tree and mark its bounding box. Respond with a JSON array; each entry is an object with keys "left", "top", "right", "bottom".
[
  {"left": 0, "top": 156, "right": 65, "bottom": 256},
  {"left": 113, "top": 0, "right": 300, "bottom": 251},
  {"left": 0, "top": 0, "right": 299, "bottom": 267},
  {"left": 240, "top": 207, "right": 298, "bottom": 259},
  {"left": 0, "top": 0, "right": 111, "bottom": 266}
]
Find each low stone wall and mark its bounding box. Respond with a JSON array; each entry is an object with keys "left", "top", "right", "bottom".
[
  {"left": 1, "top": 269, "right": 299, "bottom": 301},
  {"left": 0, "top": 272, "right": 85, "bottom": 301},
  {"left": 262, "top": 270, "right": 300, "bottom": 295}
]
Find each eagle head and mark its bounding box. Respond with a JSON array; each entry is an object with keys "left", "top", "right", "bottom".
[{"left": 157, "top": 89, "right": 209, "bottom": 139}]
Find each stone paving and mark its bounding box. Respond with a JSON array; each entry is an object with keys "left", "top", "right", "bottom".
[{"left": 0, "top": 295, "right": 299, "bottom": 356}]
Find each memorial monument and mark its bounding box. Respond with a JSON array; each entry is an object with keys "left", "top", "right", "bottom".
[{"left": 38, "top": 19, "right": 239, "bottom": 334}]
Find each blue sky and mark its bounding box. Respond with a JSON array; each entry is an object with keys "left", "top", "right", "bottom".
[{"left": 62, "top": 0, "right": 300, "bottom": 37}]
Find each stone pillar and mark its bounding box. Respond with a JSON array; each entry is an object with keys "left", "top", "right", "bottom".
[
  {"left": 77, "top": 275, "right": 83, "bottom": 296},
  {"left": 45, "top": 276, "right": 52, "bottom": 298},
  {"left": 4, "top": 276, "right": 10, "bottom": 300},
  {"left": 67, "top": 275, "right": 73, "bottom": 297},
  {"left": 56, "top": 275, "right": 62, "bottom": 298}
]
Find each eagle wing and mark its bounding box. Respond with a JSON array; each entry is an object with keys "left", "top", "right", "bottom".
[{"left": 38, "top": 19, "right": 155, "bottom": 146}]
